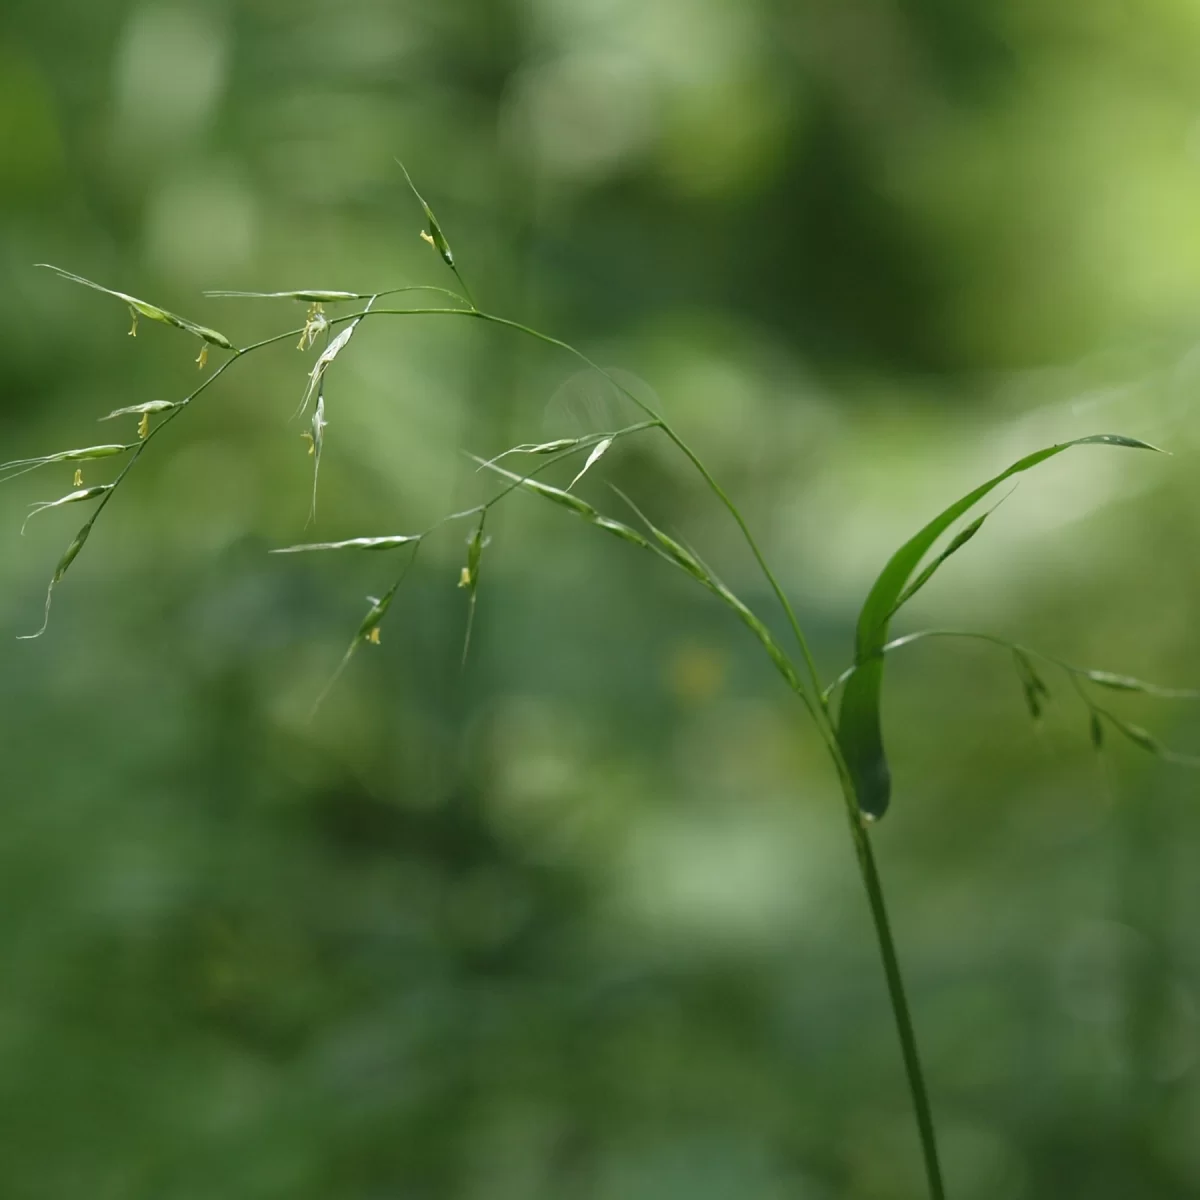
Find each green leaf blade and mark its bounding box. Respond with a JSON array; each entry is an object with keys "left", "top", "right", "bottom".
[{"left": 836, "top": 434, "right": 1162, "bottom": 819}]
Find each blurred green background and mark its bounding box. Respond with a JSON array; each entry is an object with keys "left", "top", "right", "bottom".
[{"left": 4, "top": 1, "right": 1200, "bottom": 1196}]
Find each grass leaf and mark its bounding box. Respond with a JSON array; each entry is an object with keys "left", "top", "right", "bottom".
[
  {"left": 891, "top": 509, "right": 991, "bottom": 615},
  {"left": 837, "top": 433, "right": 1162, "bottom": 819}
]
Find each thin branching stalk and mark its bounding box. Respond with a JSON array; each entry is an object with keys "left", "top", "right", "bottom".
[
  {"left": 15, "top": 285, "right": 949, "bottom": 1196},
  {"left": 27, "top": 184, "right": 1190, "bottom": 1200},
  {"left": 39, "top": 207, "right": 1186, "bottom": 1200}
]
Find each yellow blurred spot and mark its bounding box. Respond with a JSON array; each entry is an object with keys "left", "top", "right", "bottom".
[
  {"left": 72, "top": 468, "right": 83, "bottom": 487},
  {"left": 419, "top": 230, "right": 436, "bottom": 249},
  {"left": 458, "top": 565, "right": 472, "bottom": 589},
  {"left": 137, "top": 411, "right": 150, "bottom": 440},
  {"left": 195, "top": 343, "right": 208, "bottom": 370},
  {"left": 665, "top": 642, "right": 725, "bottom": 705},
  {"left": 366, "top": 626, "right": 381, "bottom": 644}
]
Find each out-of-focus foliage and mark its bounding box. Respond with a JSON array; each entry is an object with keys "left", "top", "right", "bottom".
[{"left": 3, "top": 1, "right": 1200, "bottom": 1196}]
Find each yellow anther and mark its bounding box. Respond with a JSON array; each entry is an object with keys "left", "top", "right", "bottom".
[
  {"left": 297, "top": 302, "right": 327, "bottom": 351},
  {"left": 137, "top": 412, "right": 150, "bottom": 440},
  {"left": 195, "top": 344, "right": 208, "bottom": 370},
  {"left": 73, "top": 468, "right": 83, "bottom": 487},
  {"left": 366, "top": 626, "right": 381, "bottom": 644}
]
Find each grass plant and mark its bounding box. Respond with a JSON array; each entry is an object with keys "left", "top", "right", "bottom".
[{"left": 10, "top": 167, "right": 1198, "bottom": 1200}]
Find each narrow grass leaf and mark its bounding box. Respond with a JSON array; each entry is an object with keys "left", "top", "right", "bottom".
[
  {"left": 892, "top": 510, "right": 991, "bottom": 614},
  {"left": 38, "top": 264, "right": 233, "bottom": 349},
  {"left": 837, "top": 433, "right": 1162, "bottom": 819}
]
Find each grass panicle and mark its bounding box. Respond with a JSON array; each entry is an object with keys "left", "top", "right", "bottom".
[{"left": 24, "top": 166, "right": 1198, "bottom": 1200}]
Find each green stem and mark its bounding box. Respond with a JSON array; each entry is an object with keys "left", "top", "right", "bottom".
[
  {"left": 457, "top": 308, "right": 944, "bottom": 1195},
  {"left": 449, "top": 265, "right": 477, "bottom": 312},
  {"left": 843, "top": 792, "right": 946, "bottom": 1200},
  {"left": 461, "top": 310, "right": 829, "bottom": 709}
]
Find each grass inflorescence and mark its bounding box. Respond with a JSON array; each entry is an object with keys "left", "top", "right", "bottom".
[{"left": 11, "top": 164, "right": 1198, "bottom": 1200}]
